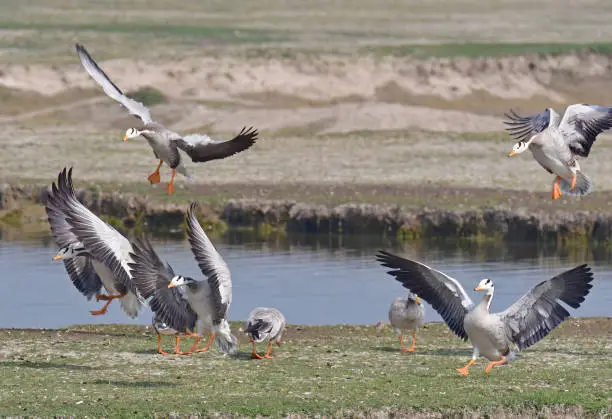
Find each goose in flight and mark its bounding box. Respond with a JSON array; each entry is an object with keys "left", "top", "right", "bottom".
[
  {"left": 505, "top": 104, "right": 612, "bottom": 200},
  {"left": 128, "top": 202, "right": 238, "bottom": 355},
  {"left": 75, "top": 43, "right": 259, "bottom": 194},
  {"left": 378, "top": 292, "right": 424, "bottom": 353},
  {"left": 376, "top": 250, "right": 594, "bottom": 376},
  {"left": 47, "top": 168, "right": 143, "bottom": 317},
  {"left": 244, "top": 307, "right": 287, "bottom": 359}
]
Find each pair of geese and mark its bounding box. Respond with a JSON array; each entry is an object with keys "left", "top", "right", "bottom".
[
  {"left": 377, "top": 251, "right": 594, "bottom": 375},
  {"left": 47, "top": 168, "right": 286, "bottom": 359},
  {"left": 77, "top": 41, "right": 612, "bottom": 201},
  {"left": 75, "top": 43, "right": 258, "bottom": 194}
]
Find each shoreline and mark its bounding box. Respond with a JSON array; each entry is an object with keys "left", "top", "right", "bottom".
[{"left": 2, "top": 183, "right": 612, "bottom": 244}]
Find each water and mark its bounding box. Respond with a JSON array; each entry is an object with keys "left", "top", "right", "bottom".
[{"left": 1, "top": 234, "right": 611, "bottom": 329}]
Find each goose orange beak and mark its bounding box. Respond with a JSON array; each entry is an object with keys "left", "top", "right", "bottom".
[
  {"left": 508, "top": 151, "right": 516, "bottom": 157},
  {"left": 167, "top": 283, "right": 175, "bottom": 289},
  {"left": 52, "top": 253, "right": 62, "bottom": 261},
  {"left": 123, "top": 135, "right": 129, "bottom": 142},
  {"left": 415, "top": 296, "right": 422, "bottom": 304},
  {"left": 474, "top": 285, "right": 483, "bottom": 291}
]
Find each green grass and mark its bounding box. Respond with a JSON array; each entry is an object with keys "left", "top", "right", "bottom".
[{"left": 0, "top": 319, "right": 609, "bottom": 417}]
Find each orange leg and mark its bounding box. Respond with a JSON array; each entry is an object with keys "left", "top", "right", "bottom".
[
  {"left": 263, "top": 342, "right": 275, "bottom": 359},
  {"left": 569, "top": 173, "right": 577, "bottom": 191},
  {"left": 178, "top": 330, "right": 200, "bottom": 355},
  {"left": 276, "top": 340, "right": 282, "bottom": 347},
  {"left": 251, "top": 339, "right": 263, "bottom": 359},
  {"left": 484, "top": 356, "right": 507, "bottom": 374},
  {"left": 398, "top": 334, "right": 415, "bottom": 352},
  {"left": 193, "top": 332, "right": 215, "bottom": 353},
  {"left": 156, "top": 333, "right": 169, "bottom": 356},
  {"left": 456, "top": 360, "right": 476, "bottom": 376},
  {"left": 165, "top": 169, "right": 176, "bottom": 195},
  {"left": 147, "top": 160, "right": 163, "bottom": 184},
  {"left": 552, "top": 176, "right": 563, "bottom": 200},
  {"left": 90, "top": 293, "right": 125, "bottom": 315}
]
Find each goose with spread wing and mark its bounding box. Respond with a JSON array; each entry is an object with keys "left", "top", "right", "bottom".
[
  {"left": 376, "top": 250, "right": 594, "bottom": 376},
  {"left": 505, "top": 104, "right": 612, "bottom": 200},
  {"left": 128, "top": 202, "right": 238, "bottom": 355},
  {"left": 75, "top": 43, "right": 258, "bottom": 195},
  {"left": 46, "top": 168, "right": 142, "bottom": 317},
  {"left": 244, "top": 307, "right": 286, "bottom": 359}
]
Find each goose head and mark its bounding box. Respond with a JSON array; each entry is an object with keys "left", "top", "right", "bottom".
[
  {"left": 408, "top": 292, "right": 422, "bottom": 305},
  {"left": 167, "top": 275, "right": 196, "bottom": 288},
  {"left": 508, "top": 140, "right": 531, "bottom": 157},
  {"left": 123, "top": 127, "right": 141, "bottom": 142},
  {"left": 53, "top": 244, "right": 86, "bottom": 261},
  {"left": 474, "top": 278, "right": 494, "bottom": 293}
]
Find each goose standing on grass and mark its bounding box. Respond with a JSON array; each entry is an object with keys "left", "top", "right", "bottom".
[
  {"left": 244, "top": 307, "right": 286, "bottom": 359},
  {"left": 378, "top": 293, "right": 424, "bottom": 353},
  {"left": 46, "top": 168, "right": 143, "bottom": 317},
  {"left": 75, "top": 43, "right": 259, "bottom": 195},
  {"left": 505, "top": 104, "right": 612, "bottom": 200},
  {"left": 128, "top": 202, "right": 238, "bottom": 355},
  {"left": 376, "top": 251, "right": 594, "bottom": 376}
]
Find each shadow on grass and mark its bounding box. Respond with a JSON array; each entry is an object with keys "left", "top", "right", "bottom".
[
  {"left": 90, "top": 379, "right": 175, "bottom": 388},
  {"left": 370, "top": 346, "right": 473, "bottom": 357},
  {"left": 0, "top": 360, "right": 99, "bottom": 370}
]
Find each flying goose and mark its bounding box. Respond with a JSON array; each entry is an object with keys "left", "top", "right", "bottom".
[
  {"left": 379, "top": 293, "right": 425, "bottom": 353},
  {"left": 244, "top": 307, "right": 287, "bottom": 359},
  {"left": 47, "top": 168, "right": 142, "bottom": 317},
  {"left": 75, "top": 43, "right": 259, "bottom": 195},
  {"left": 376, "top": 250, "right": 594, "bottom": 376},
  {"left": 128, "top": 202, "right": 238, "bottom": 355},
  {"left": 505, "top": 104, "right": 612, "bottom": 200}
]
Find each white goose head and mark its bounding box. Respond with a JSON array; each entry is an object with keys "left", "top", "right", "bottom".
[
  {"left": 53, "top": 244, "right": 87, "bottom": 261},
  {"left": 508, "top": 140, "right": 530, "bottom": 157},
  {"left": 167, "top": 275, "right": 196, "bottom": 288},
  {"left": 123, "top": 128, "right": 141, "bottom": 142}
]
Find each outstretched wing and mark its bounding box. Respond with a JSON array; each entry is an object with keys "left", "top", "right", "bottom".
[
  {"left": 559, "top": 104, "right": 612, "bottom": 158},
  {"left": 185, "top": 202, "right": 232, "bottom": 325},
  {"left": 47, "top": 168, "right": 139, "bottom": 300},
  {"left": 376, "top": 250, "right": 474, "bottom": 340},
  {"left": 75, "top": 43, "right": 152, "bottom": 124},
  {"left": 173, "top": 126, "right": 258, "bottom": 163},
  {"left": 504, "top": 108, "right": 551, "bottom": 142},
  {"left": 494, "top": 264, "right": 594, "bottom": 350},
  {"left": 45, "top": 197, "right": 102, "bottom": 300},
  {"left": 128, "top": 237, "right": 197, "bottom": 332}
]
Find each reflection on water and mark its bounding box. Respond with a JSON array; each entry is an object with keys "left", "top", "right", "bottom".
[{"left": 1, "top": 231, "right": 611, "bottom": 329}]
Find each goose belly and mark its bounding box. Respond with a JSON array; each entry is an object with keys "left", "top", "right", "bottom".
[
  {"left": 185, "top": 288, "right": 214, "bottom": 332},
  {"left": 530, "top": 146, "right": 573, "bottom": 182},
  {"left": 91, "top": 260, "right": 119, "bottom": 294},
  {"left": 464, "top": 313, "right": 507, "bottom": 361}
]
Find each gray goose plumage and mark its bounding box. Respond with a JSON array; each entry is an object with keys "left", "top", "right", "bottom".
[
  {"left": 244, "top": 307, "right": 287, "bottom": 359},
  {"left": 128, "top": 202, "right": 238, "bottom": 355},
  {"left": 385, "top": 293, "right": 424, "bottom": 353},
  {"left": 46, "top": 168, "right": 143, "bottom": 317},
  {"left": 505, "top": 104, "right": 612, "bottom": 200},
  {"left": 75, "top": 43, "right": 258, "bottom": 195},
  {"left": 376, "top": 250, "right": 594, "bottom": 376}
]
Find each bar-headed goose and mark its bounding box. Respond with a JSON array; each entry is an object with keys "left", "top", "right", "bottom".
[
  {"left": 376, "top": 251, "right": 594, "bottom": 376},
  {"left": 46, "top": 168, "right": 142, "bottom": 317},
  {"left": 128, "top": 202, "right": 238, "bottom": 355},
  {"left": 381, "top": 293, "right": 424, "bottom": 353},
  {"left": 244, "top": 307, "right": 286, "bottom": 359},
  {"left": 505, "top": 104, "right": 612, "bottom": 200},
  {"left": 75, "top": 43, "right": 259, "bottom": 195}
]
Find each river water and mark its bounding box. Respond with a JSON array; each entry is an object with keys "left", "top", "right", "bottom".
[{"left": 1, "top": 233, "right": 611, "bottom": 328}]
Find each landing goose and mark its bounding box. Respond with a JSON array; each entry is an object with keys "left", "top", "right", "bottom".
[
  {"left": 505, "top": 105, "right": 612, "bottom": 200},
  {"left": 376, "top": 251, "right": 594, "bottom": 376},
  {"left": 244, "top": 307, "right": 286, "bottom": 359},
  {"left": 75, "top": 43, "right": 259, "bottom": 194},
  {"left": 128, "top": 202, "right": 238, "bottom": 355},
  {"left": 380, "top": 293, "right": 424, "bottom": 353},
  {"left": 47, "top": 168, "right": 142, "bottom": 317}
]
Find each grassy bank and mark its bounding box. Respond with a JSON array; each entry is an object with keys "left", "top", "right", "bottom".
[{"left": 0, "top": 319, "right": 609, "bottom": 417}]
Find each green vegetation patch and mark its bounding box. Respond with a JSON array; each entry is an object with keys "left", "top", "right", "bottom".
[{"left": 0, "top": 319, "right": 609, "bottom": 417}]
